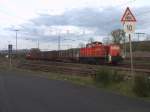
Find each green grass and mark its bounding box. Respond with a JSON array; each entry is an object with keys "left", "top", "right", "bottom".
[
  {"left": 9, "top": 67, "right": 95, "bottom": 87},
  {"left": 106, "top": 81, "right": 135, "bottom": 96},
  {"left": 48, "top": 74, "right": 95, "bottom": 87},
  {"left": 0, "top": 58, "right": 150, "bottom": 101},
  {"left": 11, "top": 67, "right": 150, "bottom": 100}
]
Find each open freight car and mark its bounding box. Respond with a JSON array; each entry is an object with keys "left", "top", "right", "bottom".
[{"left": 58, "top": 48, "right": 80, "bottom": 62}]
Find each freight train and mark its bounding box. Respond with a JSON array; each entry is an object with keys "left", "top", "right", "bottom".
[{"left": 26, "top": 41, "right": 123, "bottom": 64}]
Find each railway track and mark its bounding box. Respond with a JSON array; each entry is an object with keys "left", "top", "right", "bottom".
[
  {"left": 17, "top": 60, "right": 150, "bottom": 77},
  {"left": 118, "top": 63, "right": 150, "bottom": 69},
  {"left": 22, "top": 60, "right": 150, "bottom": 69},
  {"left": 18, "top": 62, "right": 96, "bottom": 77}
]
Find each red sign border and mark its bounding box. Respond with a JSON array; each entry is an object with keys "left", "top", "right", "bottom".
[{"left": 121, "top": 7, "right": 136, "bottom": 22}]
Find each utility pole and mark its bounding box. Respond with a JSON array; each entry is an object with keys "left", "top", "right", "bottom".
[
  {"left": 134, "top": 33, "right": 145, "bottom": 51},
  {"left": 37, "top": 40, "right": 39, "bottom": 49},
  {"left": 135, "top": 32, "right": 145, "bottom": 41},
  {"left": 57, "top": 30, "right": 61, "bottom": 51},
  {"left": 15, "top": 29, "right": 19, "bottom": 53},
  {"left": 58, "top": 35, "right": 60, "bottom": 51}
]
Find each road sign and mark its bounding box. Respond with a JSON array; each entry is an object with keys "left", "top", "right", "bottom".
[
  {"left": 8, "top": 44, "right": 12, "bottom": 54},
  {"left": 121, "top": 7, "right": 136, "bottom": 34},
  {"left": 124, "top": 22, "right": 135, "bottom": 34},
  {"left": 121, "top": 7, "right": 136, "bottom": 22},
  {"left": 121, "top": 7, "right": 137, "bottom": 76}
]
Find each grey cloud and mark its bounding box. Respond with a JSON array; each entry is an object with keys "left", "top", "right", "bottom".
[
  {"left": 135, "top": 7, "right": 150, "bottom": 30},
  {"left": 30, "top": 7, "right": 122, "bottom": 34},
  {"left": 31, "top": 14, "right": 68, "bottom": 26},
  {"left": 20, "top": 7, "right": 150, "bottom": 44}
]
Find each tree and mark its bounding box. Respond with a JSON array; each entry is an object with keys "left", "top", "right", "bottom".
[
  {"left": 103, "top": 36, "right": 112, "bottom": 45},
  {"left": 111, "top": 29, "right": 125, "bottom": 44},
  {"left": 30, "top": 48, "right": 40, "bottom": 54},
  {"left": 88, "top": 37, "right": 94, "bottom": 43}
]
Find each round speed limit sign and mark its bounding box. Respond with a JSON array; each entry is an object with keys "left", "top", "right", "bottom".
[{"left": 124, "top": 22, "right": 135, "bottom": 34}]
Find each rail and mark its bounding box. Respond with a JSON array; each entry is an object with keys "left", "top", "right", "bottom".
[{"left": 18, "top": 60, "right": 150, "bottom": 77}]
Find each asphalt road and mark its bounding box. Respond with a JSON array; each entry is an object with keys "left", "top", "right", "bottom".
[{"left": 0, "top": 70, "right": 150, "bottom": 112}]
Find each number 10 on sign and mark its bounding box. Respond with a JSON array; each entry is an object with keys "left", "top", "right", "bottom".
[{"left": 124, "top": 22, "right": 135, "bottom": 34}]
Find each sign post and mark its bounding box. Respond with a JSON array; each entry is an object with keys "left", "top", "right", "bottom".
[
  {"left": 8, "top": 44, "right": 13, "bottom": 68},
  {"left": 129, "top": 34, "right": 133, "bottom": 75},
  {"left": 121, "top": 7, "right": 136, "bottom": 75}
]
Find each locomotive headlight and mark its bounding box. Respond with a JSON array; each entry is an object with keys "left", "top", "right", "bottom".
[{"left": 108, "top": 54, "right": 112, "bottom": 63}]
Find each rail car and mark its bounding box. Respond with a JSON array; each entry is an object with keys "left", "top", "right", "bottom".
[{"left": 26, "top": 42, "right": 123, "bottom": 64}]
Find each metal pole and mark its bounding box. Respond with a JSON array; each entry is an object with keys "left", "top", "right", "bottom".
[
  {"left": 9, "top": 53, "right": 12, "bottom": 68},
  {"left": 58, "top": 34, "right": 60, "bottom": 51},
  {"left": 123, "top": 35, "right": 126, "bottom": 58},
  {"left": 16, "top": 31, "right": 17, "bottom": 52},
  {"left": 124, "top": 36, "right": 127, "bottom": 57},
  {"left": 8, "top": 44, "right": 12, "bottom": 69},
  {"left": 37, "top": 40, "right": 39, "bottom": 49},
  {"left": 15, "top": 30, "right": 19, "bottom": 53},
  {"left": 57, "top": 31, "right": 61, "bottom": 57},
  {"left": 129, "top": 34, "right": 133, "bottom": 75},
  {"left": 138, "top": 33, "right": 140, "bottom": 41},
  {"left": 135, "top": 33, "right": 145, "bottom": 41}
]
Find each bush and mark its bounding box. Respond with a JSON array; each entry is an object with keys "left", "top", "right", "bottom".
[
  {"left": 95, "top": 67, "right": 124, "bottom": 86},
  {"left": 95, "top": 67, "right": 111, "bottom": 85},
  {"left": 133, "top": 75, "right": 150, "bottom": 97},
  {"left": 111, "top": 71, "right": 124, "bottom": 83}
]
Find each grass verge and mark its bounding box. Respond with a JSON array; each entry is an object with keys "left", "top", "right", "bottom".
[{"left": 0, "top": 60, "right": 150, "bottom": 101}]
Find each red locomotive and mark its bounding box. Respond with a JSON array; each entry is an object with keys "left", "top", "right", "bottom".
[
  {"left": 79, "top": 42, "right": 122, "bottom": 64},
  {"left": 26, "top": 41, "right": 123, "bottom": 64}
]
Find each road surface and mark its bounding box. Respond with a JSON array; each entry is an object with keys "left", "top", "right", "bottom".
[{"left": 0, "top": 70, "right": 150, "bottom": 112}]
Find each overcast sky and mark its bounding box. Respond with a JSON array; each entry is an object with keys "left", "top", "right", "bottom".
[{"left": 0, "top": 0, "right": 150, "bottom": 50}]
